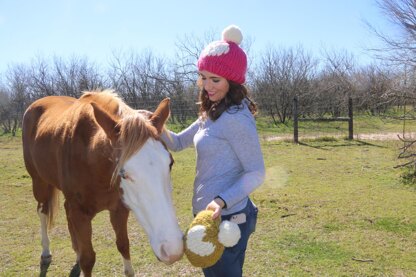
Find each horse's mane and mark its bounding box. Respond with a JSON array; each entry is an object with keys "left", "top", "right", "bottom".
[
  {"left": 81, "top": 90, "right": 158, "bottom": 186},
  {"left": 80, "top": 89, "right": 127, "bottom": 117}
]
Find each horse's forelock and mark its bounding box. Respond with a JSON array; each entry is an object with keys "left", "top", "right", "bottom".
[{"left": 111, "top": 112, "right": 157, "bottom": 186}]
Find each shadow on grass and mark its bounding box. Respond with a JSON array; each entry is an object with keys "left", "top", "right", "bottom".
[
  {"left": 39, "top": 260, "right": 80, "bottom": 277},
  {"left": 69, "top": 263, "right": 81, "bottom": 277},
  {"left": 298, "top": 139, "right": 387, "bottom": 150},
  {"left": 399, "top": 169, "right": 416, "bottom": 189},
  {"left": 39, "top": 260, "right": 51, "bottom": 277}
]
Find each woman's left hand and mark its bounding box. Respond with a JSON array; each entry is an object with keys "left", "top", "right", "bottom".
[{"left": 206, "top": 198, "right": 225, "bottom": 219}]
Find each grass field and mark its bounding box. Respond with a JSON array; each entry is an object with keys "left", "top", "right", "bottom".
[
  {"left": 255, "top": 113, "right": 416, "bottom": 138},
  {"left": 1, "top": 128, "right": 416, "bottom": 276}
]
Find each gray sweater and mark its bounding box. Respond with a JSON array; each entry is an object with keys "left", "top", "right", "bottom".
[{"left": 162, "top": 101, "right": 265, "bottom": 215}]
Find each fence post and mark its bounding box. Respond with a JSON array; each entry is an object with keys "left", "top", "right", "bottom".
[
  {"left": 293, "top": 96, "right": 299, "bottom": 143},
  {"left": 348, "top": 97, "right": 353, "bottom": 140}
]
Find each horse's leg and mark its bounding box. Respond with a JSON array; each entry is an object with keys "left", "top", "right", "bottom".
[
  {"left": 64, "top": 200, "right": 81, "bottom": 276},
  {"left": 110, "top": 203, "right": 134, "bottom": 277},
  {"left": 65, "top": 203, "right": 95, "bottom": 277},
  {"left": 32, "top": 178, "right": 58, "bottom": 266},
  {"left": 38, "top": 207, "right": 51, "bottom": 265}
]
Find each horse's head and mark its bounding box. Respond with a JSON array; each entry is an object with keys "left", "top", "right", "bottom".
[{"left": 92, "top": 98, "right": 183, "bottom": 265}]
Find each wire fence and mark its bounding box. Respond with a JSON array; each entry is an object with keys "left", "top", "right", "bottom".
[{"left": 2, "top": 94, "right": 416, "bottom": 141}]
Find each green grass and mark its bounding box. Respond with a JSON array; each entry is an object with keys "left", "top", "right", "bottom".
[
  {"left": 256, "top": 113, "right": 416, "bottom": 137},
  {"left": 1, "top": 132, "right": 416, "bottom": 276},
  {"left": 251, "top": 139, "right": 416, "bottom": 276}
]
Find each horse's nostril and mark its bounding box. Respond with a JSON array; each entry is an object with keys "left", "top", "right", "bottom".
[
  {"left": 158, "top": 244, "right": 174, "bottom": 265},
  {"left": 158, "top": 242, "right": 183, "bottom": 265}
]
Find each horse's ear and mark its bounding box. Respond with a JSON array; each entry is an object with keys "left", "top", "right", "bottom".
[
  {"left": 150, "top": 98, "right": 170, "bottom": 134},
  {"left": 91, "top": 102, "right": 120, "bottom": 144}
]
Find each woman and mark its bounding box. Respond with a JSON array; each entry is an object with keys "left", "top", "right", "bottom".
[{"left": 163, "top": 25, "right": 265, "bottom": 277}]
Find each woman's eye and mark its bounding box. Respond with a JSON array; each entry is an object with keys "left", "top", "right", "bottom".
[{"left": 213, "top": 79, "right": 220, "bottom": 83}]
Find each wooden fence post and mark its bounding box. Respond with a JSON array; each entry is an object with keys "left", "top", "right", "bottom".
[
  {"left": 348, "top": 97, "right": 353, "bottom": 140},
  {"left": 293, "top": 96, "right": 298, "bottom": 143},
  {"left": 292, "top": 97, "right": 352, "bottom": 142}
]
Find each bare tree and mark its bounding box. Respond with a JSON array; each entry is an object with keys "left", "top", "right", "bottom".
[
  {"left": 52, "top": 56, "right": 104, "bottom": 97},
  {"left": 28, "top": 57, "right": 55, "bottom": 99},
  {"left": 253, "top": 46, "right": 316, "bottom": 124},
  {"left": 147, "top": 63, "right": 199, "bottom": 125},
  {"left": 312, "top": 50, "right": 357, "bottom": 117},
  {"left": 353, "top": 64, "right": 395, "bottom": 115},
  {"left": 0, "top": 86, "right": 13, "bottom": 134},
  {"left": 368, "top": 0, "right": 416, "bottom": 66},
  {"left": 174, "top": 31, "right": 210, "bottom": 84},
  {"left": 108, "top": 50, "right": 173, "bottom": 109},
  {"left": 1, "top": 64, "right": 30, "bottom": 135},
  {"left": 368, "top": 0, "right": 416, "bottom": 181}
]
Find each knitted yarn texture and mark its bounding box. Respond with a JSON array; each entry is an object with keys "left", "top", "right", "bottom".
[
  {"left": 184, "top": 210, "right": 241, "bottom": 268},
  {"left": 197, "top": 25, "right": 247, "bottom": 84},
  {"left": 184, "top": 210, "right": 224, "bottom": 268}
]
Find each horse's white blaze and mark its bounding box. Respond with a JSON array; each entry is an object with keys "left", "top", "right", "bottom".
[
  {"left": 38, "top": 207, "right": 51, "bottom": 258},
  {"left": 186, "top": 225, "right": 215, "bottom": 256},
  {"left": 120, "top": 138, "right": 183, "bottom": 263}
]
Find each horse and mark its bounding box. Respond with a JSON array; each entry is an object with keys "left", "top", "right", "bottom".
[{"left": 22, "top": 90, "right": 184, "bottom": 277}]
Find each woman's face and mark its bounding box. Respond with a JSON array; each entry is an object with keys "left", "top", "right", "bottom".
[{"left": 199, "top": 70, "right": 230, "bottom": 102}]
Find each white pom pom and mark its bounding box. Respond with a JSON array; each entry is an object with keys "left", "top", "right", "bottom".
[
  {"left": 186, "top": 225, "right": 216, "bottom": 256},
  {"left": 221, "top": 25, "right": 243, "bottom": 45},
  {"left": 218, "top": 220, "right": 241, "bottom": 247}
]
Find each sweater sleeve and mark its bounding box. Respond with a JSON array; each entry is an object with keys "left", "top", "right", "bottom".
[
  {"left": 218, "top": 112, "right": 265, "bottom": 209},
  {"left": 161, "top": 119, "right": 200, "bottom": 152}
]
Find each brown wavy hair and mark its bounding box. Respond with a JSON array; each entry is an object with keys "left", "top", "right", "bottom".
[{"left": 197, "top": 79, "right": 257, "bottom": 121}]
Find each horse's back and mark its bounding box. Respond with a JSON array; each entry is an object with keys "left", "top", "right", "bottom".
[
  {"left": 23, "top": 95, "right": 77, "bottom": 146},
  {"left": 23, "top": 95, "right": 76, "bottom": 133},
  {"left": 22, "top": 96, "right": 78, "bottom": 187},
  {"left": 22, "top": 93, "right": 119, "bottom": 206}
]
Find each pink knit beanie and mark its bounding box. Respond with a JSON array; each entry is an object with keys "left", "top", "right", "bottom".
[{"left": 197, "top": 25, "right": 247, "bottom": 84}]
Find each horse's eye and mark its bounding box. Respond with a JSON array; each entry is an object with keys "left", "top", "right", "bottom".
[
  {"left": 119, "top": 168, "right": 133, "bottom": 181},
  {"left": 119, "top": 168, "right": 126, "bottom": 179}
]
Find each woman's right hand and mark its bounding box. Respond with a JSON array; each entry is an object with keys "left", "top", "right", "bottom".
[{"left": 206, "top": 198, "right": 225, "bottom": 219}]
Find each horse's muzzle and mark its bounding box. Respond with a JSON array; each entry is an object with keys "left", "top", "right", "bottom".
[{"left": 156, "top": 243, "right": 184, "bottom": 265}]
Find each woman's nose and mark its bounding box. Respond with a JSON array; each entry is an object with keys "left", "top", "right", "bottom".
[{"left": 204, "top": 80, "right": 212, "bottom": 90}]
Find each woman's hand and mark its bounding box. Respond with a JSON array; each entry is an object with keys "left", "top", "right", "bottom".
[{"left": 206, "top": 198, "right": 226, "bottom": 219}]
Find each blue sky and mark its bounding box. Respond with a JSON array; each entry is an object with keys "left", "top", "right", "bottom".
[{"left": 0, "top": 0, "right": 394, "bottom": 73}]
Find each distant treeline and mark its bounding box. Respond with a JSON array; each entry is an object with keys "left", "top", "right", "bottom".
[{"left": 1, "top": 44, "right": 415, "bottom": 135}]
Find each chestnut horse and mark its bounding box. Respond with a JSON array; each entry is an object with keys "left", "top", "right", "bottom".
[{"left": 22, "top": 90, "right": 183, "bottom": 276}]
